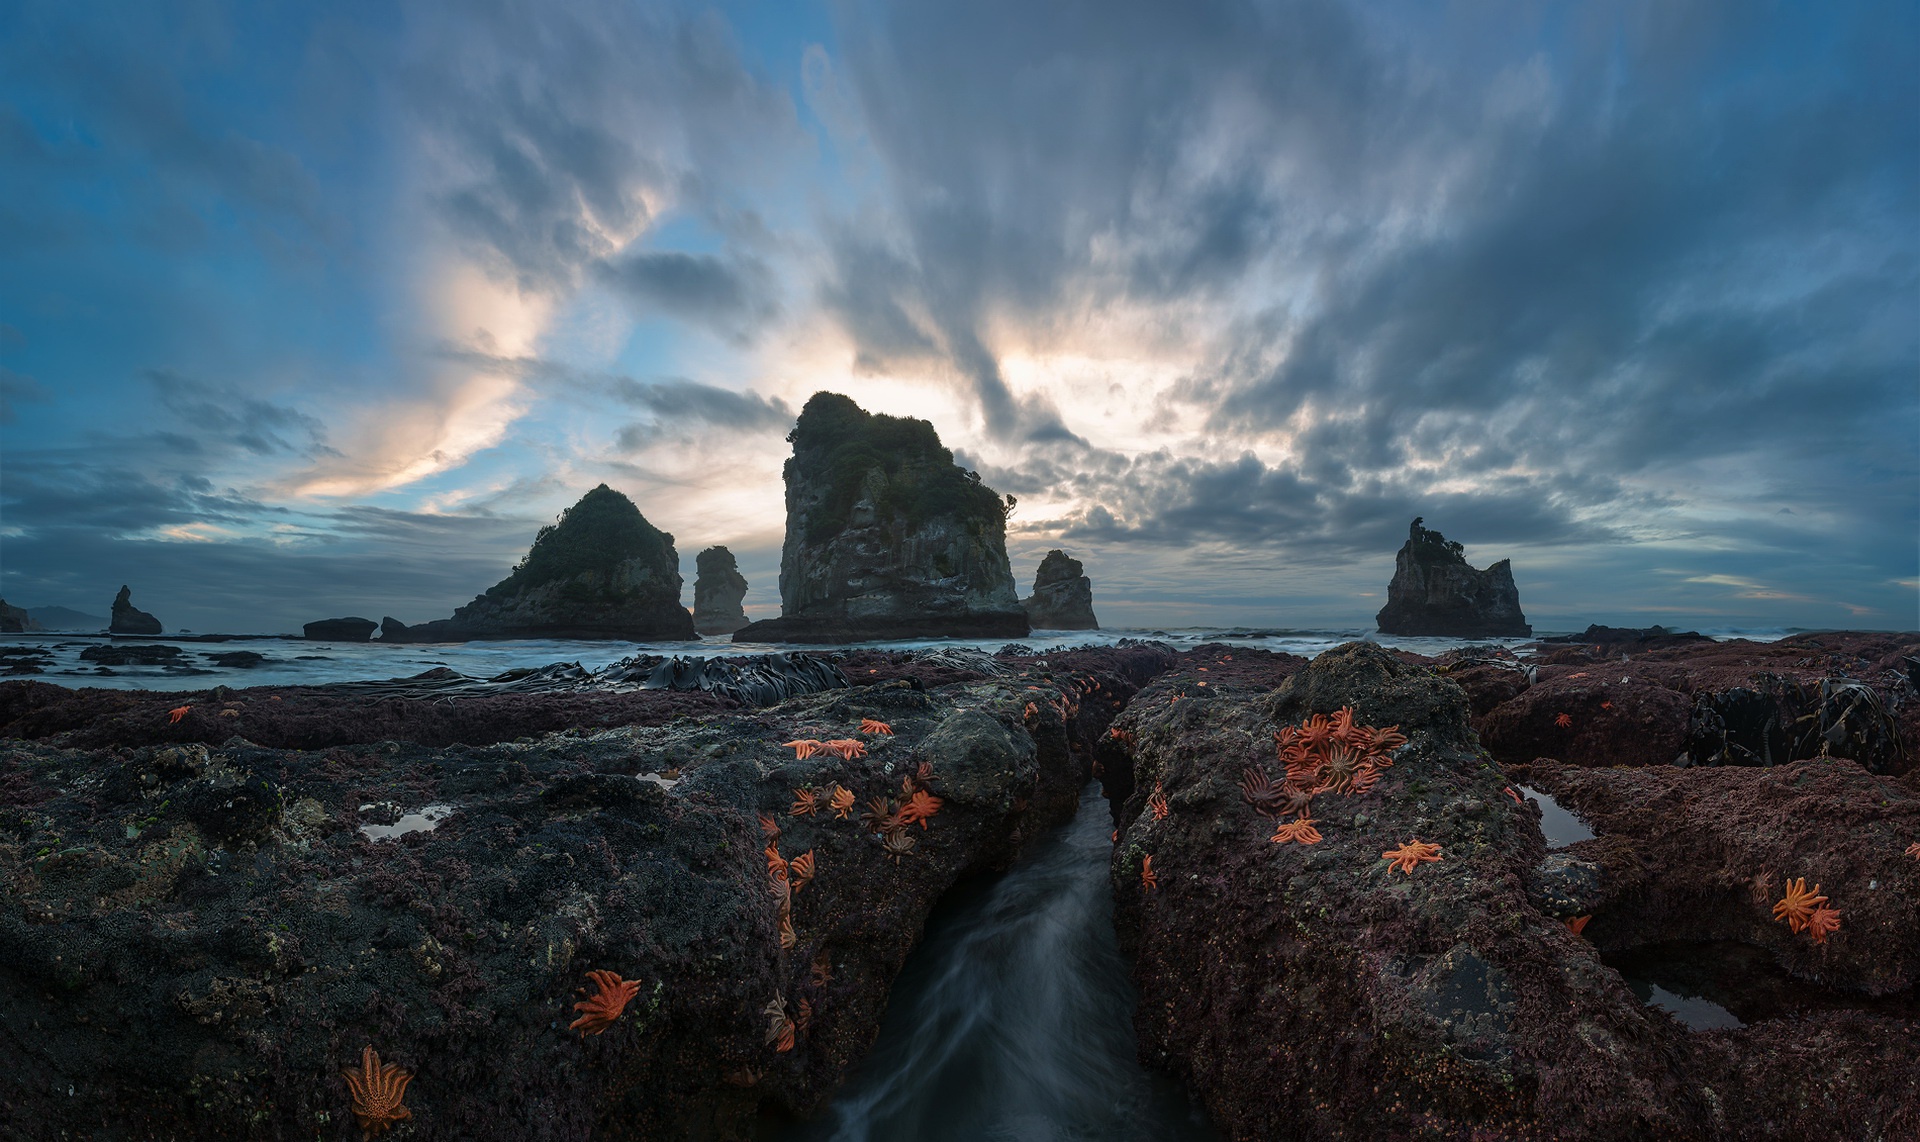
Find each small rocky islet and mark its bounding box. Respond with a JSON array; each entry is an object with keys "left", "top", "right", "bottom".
[{"left": 1, "top": 392, "right": 1915, "bottom": 1139}]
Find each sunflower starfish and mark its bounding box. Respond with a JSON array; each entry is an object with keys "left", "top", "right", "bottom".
[
  {"left": 1565, "top": 915, "right": 1591, "bottom": 936},
  {"left": 1382, "top": 839, "right": 1442, "bottom": 874},
  {"left": 790, "top": 788, "right": 820, "bottom": 816},
  {"left": 810, "top": 955, "right": 833, "bottom": 988},
  {"left": 1907, "top": 842, "right": 1920, "bottom": 861},
  {"left": 1554, "top": 713, "right": 1573, "bottom": 728},
  {"left": 898, "top": 790, "right": 943, "bottom": 828},
  {"left": 859, "top": 718, "right": 893, "bottom": 735},
  {"left": 1772, "top": 877, "right": 1828, "bottom": 933},
  {"left": 1147, "top": 781, "right": 1169, "bottom": 820},
  {"left": 880, "top": 829, "right": 916, "bottom": 863},
  {"left": 828, "top": 785, "right": 855, "bottom": 819},
  {"left": 788, "top": 850, "right": 815, "bottom": 893},
  {"left": 782, "top": 739, "right": 824, "bottom": 759},
  {"left": 569, "top": 970, "right": 643, "bottom": 1037},
  {"left": 167, "top": 706, "right": 190, "bottom": 724},
  {"left": 759, "top": 813, "right": 781, "bottom": 839},
  {"left": 1804, "top": 905, "right": 1842, "bottom": 945},
  {"left": 340, "top": 1045, "right": 413, "bottom": 1138},
  {"left": 1270, "top": 817, "right": 1322, "bottom": 845},
  {"left": 822, "top": 738, "right": 867, "bottom": 760},
  {"left": 764, "top": 996, "right": 795, "bottom": 1052},
  {"left": 1141, "top": 854, "right": 1158, "bottom": 892}
]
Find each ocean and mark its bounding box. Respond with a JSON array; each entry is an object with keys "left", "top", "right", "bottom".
[{"left": 0, "top": 625, "right": 1800, "bottom": 693}]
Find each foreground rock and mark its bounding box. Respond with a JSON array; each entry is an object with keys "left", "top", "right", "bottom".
[
  {"left": 1021, "top": 549, "right": 1099, "bottom": 630},
  {"left": 109, "top": 585, "right": 163, "bottom": 635},
  {"left": 1105, "top": 642, "right": 1916, "bottom": 1140},
  {"left": 395, "top": 485, "right": 697, "bottom": 642},
  {"left": 1375, "top": 517, "right": 1530, "bottom": 637},
  {"left": 302, "top": 616, "right": 378, "bottom": 641},
  {"left": 0, "top": 646, "right": 1167, "bottom": 1139},
  {"left": 735, "top": 393, "right": 1027, "bottom": 643},
  {"left": 694, "top": 546, "right": 751, "bottom": 635}
]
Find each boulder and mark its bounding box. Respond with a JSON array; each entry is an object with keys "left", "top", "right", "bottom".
[
  {"left": 108, "top": 585, "right": 163, "bottom": 635},
  {"left": 301, "top": 616, "right": 378, "bottom": 641},
  {"left": 203, "top": 650, "right": 267, "bottom": 669},
  {"left": 734, "top": 393, "right": 1028, "bottom": 643},
  {"left": 1021, "top": 549, "right": 1099, "bottom": 630},
  {"left": 78, "top": 644, "right": 185, "bottom": 667},
  {"left": 693, "top": 546, "right": 750, "bottom": 635},
  {"left": 393, "top": 485, "right": 697, "bottom": 642},
  {"left": 0, "top": 599, "right": 38, "bottom": 633},
  {"left": 1374, "top": 517, "right": 1530, "bottom": 638},
  {"left": 378, "top": 616, "right": 409, "bottom": 641}
]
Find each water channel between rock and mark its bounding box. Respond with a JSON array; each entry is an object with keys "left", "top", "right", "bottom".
[{"left": 767, "top": 784, "right": 1218, "bottom": 1142}]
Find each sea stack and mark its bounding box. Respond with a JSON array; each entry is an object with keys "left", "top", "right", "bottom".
[
  {"left": 0, "top": 599, "right": 37, "bottom": 633},
  {"left": 1022, "top": 549, "right": 1099, "bottom": 630},
  {"left": 109, "top": 585, "right": 164, "bottom": 635},
  {"left": 693, "top": 546, "right": 750, "bottom": 635},
  {"left": 734, "top": 392, "right": 1028, "bottom": 643},
  {"left": 395, "top": 484, "right": 697, "bottom": 642},
  {"left": 1375, "top": 517, "right": 1530, "bottom": 638}
]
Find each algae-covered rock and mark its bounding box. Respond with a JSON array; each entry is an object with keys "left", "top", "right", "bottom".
[
  {"left": 736, "top": 393, "right": 1027, "bottom": 643},
  {"left": 397, "top": 484, "right": 696, "bottom": 642}
]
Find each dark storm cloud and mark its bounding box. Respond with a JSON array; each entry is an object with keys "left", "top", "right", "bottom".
[
  {"left": 436, "top": 346, "right": 793, "bottom": 434},
  {"left": 0, "top": 366, "right": 49, "bottom": 424},
  {"left": 406, "top": 1, "right": 802, "bottom": 294},
  {"left": 145, "top": 370, "right": 338, "bottom": 458},
  {"left": 592, "top": 250, "right": 778, "bottom": 340}
]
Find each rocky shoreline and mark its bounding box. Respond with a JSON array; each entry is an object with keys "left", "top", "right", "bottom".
[{"left": 1, "top": 631, "right": 1913, "bottom": 1139}]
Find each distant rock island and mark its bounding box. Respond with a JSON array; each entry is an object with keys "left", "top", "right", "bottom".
[
  {"left": 303, "top": 617, "right": 378, "bottom": 641},
  {"left": 1375, "top": 517, "right": 1530, "bottom": 638},
  {"left": 109, "top": 585, "right": 164, "bottom": 635},
  {"left": 0, "top": 599, "right": 39, "bottom": 633},
  {"left": 693, "top": 546, "right": 750, "bottom": 635},
  {"left": 1023, "top": 549, "right": 1099, "bottom": 630},
  {"left": 735, "top": 392, "right": 1029, "bottom": 643},
  {"left": 387, "top": 484, "right": 697, "bottom": 642}
]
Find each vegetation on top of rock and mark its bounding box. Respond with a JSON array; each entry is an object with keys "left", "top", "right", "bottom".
[
  {"left": 486, "top": 484, "right": 674, "bottom": 597},
  {"left": 1405, "top": 516, "right": 1467, "bottom": 563},
  {"left": 788, "top": 392, "right": 1011, "bottom": 543}
]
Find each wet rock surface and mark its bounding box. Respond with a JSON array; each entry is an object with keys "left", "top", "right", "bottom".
[
  {"left": 1102, "top": 641, "right": 1918, "bottom": 1140},
  {"left": 0, "top": 645, "right": 1167, "bottom": 1140}
]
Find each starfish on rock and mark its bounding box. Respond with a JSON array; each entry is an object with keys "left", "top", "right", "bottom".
[{"left": 1382, "top": 839, "right": 1442, "bottom": 874}]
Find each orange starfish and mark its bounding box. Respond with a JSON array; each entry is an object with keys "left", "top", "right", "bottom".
[
  {"left": 1600, "top": 700, "right": 1614, "bottom": 710},
  {"left": 822, "top": 738, "right": 867, "bottom": 760},
  {"left": 828, "top": 785, "right": 855, "bottom": 819},
  {"left": 859, "top": 718, "right": 893, "bottom": 736},
  {"left": 1141, "top": 854, "right": 1158, "bottom": 891},
  {"left": 1503, "top": 786, "right": 1523, "bottom": 805},
  {"left": 759, "top": 812, "right": 781, "bottom": 840},
  {"left": 791, "top": 788, "right": 820, "bottom": 817},
  {"left": 788, "top": 850, "right": 816, "bottom": 893},
  {"left": 764, "top": 996, "right": 795, "bottom": 1052},
  {"left": 1382, "top": 839, "right": 1443, "bottom": 874},
  {"left": 1023, "top": 701, "right": 1039, "bottom": 719},
  {"left": 340, "top": 1045, "right": 413, "bottom": 1137},
  {"left": 1565, "top": 915, "right": 1591, "bottom": 936},
  {"left": 1804, "top": 905, "right": 1842, "bottom": 945},
  {"left": 569, "top": 969, "right": 643, "bottom": 1037},
  {"left": 778, "top": 912, "right": 796, "bottom": 950},
  {"left": 765, "top": 842, "right": 788, "bottom": 884},
  {"left": 1772, "top": 877, "right": 1828, "bottom": 933},
  {"left": 1270, "top": 817, "right": 1323, "bottom": 845},
  {"left": 1906, "top": 842, "right": 1920, "bottom": 861},
  {"left": 810, "top": 955, "right": 833, "bottom": 988},
  {"left": 1147, "top": 781, "right": 1170, "bottom": 821},
  {"left": 167, "top": 706, "right": 190, "bottom": 724},
  {"left": 1554, "top": 713, "right": 1573, "bottom": 729},
  {"left": 898, "top": 789, "right": 943, "bottom": 828},
  {"left": 782, "top": 739, "right": 824, "bottom": 759}
]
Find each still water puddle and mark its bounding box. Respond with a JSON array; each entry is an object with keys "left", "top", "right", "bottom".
[
  {"left": 1605, "top": 940, "right": 1916, "bottom": 1031},
  {"left": 358, "top": 803, "right": 456, "bottom": 842},
  {"left": 1515, "top": 785, "right": 1596, "bottom": 848}
]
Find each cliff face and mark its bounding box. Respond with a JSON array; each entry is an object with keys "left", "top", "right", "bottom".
[
  {"left": 0, "top": 599, "right": 38, "bottom": 633},
  {"left": 1022, "top": 549, "right": 1099, "bottom": 630},
  {"left": 399, "top": 485, "right": 696, "bottom": 642},
  {"left": 693, "top": 546, "right": 750, "bottom": 635},
  {"left": 735, "top": 393, "right": 1027, "bottom": 642},
  {"left": 109, "top": 585, "right": 163, "bottom": 635},
  {"left": 1375, "top": 518, "right": 1530, "bottom": 637}
]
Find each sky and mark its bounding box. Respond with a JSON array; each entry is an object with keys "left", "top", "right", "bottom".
[{"left": 1, "top": 0, "right": 1915, "bottom": 635}]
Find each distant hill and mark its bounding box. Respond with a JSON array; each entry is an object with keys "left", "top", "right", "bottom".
[{"left": 27, "top": 606, "right": 108, "bottom": 630}]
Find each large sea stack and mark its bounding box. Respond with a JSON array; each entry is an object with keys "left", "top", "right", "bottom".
[
  {"left": 693, "top": 546, "right": 750, "bottom": 635},
  {"left": 1375, "top": 517, "right": 1530, "bottom": 637},
  {"left": 108, "top": 585, "right": 163, "bottom": 635},
  {"left": 396, "top": 484, "right": 696, "bottom": 642},
  {"left": 734, "top": 392, "right": 1028, "bottom": 643},
  {"left": 1023, "top": 549, "right": 1099, "bottom": 630}
]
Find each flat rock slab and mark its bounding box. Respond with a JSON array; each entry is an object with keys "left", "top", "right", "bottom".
[
  {"left": 0, "top": 648, "right": 1167, "bottom": 1141},
  {"left": 1105, "top": 642, "right": 1919, "bottom": 1140}
]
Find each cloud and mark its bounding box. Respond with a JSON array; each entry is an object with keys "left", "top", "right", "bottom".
[
  {"left": 145, "top": 369, "right": 338, "bottom": 458},
  {"left": 592, "top": 249, "right": 778, "bottom": 339},
  {"left": 0, "top": 366, "right": 49, "bottom": 424}
]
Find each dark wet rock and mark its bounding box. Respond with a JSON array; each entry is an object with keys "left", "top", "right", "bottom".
[
  {"left": 1021, "top": 549, "right": 1099, "bottom": 630},
  {"left": 108, "top": 585, "right": 163, "bottom": 635},
  {"left": 694, "top": 546, "right": 751, "bottom": 635},
  {"left": 379, "top": 616, "right": 409, "bottom": 641},
  {"left": 1104, "top": 640, "right": 1916, "bottom": 1140},
  {"left": 203, "top": 651, "right": 267, "bottom": 669},
  {"left": 1375, "top": 517, "right": 1530, "bottom": 638},
  {"left": 1537, "top": 623, "right": 1712, "bottom": 650},
  {"left": 1479, "top": 672, "right": 1696, "bottom": 768},
  {"left": 1526, "top": 759, "right": 1920, "bottom": 997},
  {"left": 0, "top": 650, "right": 1160, "bottom": 1139},
  {"left": 0, "top": 599, "right": 38, "bottom": 633},
  {"left": 78, "top": 644, "right": 186, "bottom": 667},
  {"left": 735, "top": 393, "right": 1027, "bottom": 644},
  {"left": 395, "top": 485, "right": 697, "bottom": 642},
  {"left": 0, "top": 646, "right": 51, "bottom": 676},
  {"left": 301, "top": 616, "right": 378, "bottom": 641}
]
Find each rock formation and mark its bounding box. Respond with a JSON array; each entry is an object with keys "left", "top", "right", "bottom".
[
  {"left": 302, "top": 617, "right": 378, "bottom": 641},
  {"left": 734, "top": 392, "right": 1028, "bottom": 643},
  {"left": 108, "top": 585, "right": 163, "bottom": 635},
  {"left": 378, "top": 616, "right": 409, "bottom": 641},
  {"left": 0, "top": 599, "right": 38, "bottom": 633},
  {"left": 693, "top": 546, "right": 750, "bottom": 635},
  {"left": 393, "top": 484, "right": 696, "bottom": 642},
  {"left": 1021, "top": 549, "right": 1099, "bottom": 630},
  {"left": 1374, "top": 517, "right": 1530, "bottom": 637}
]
